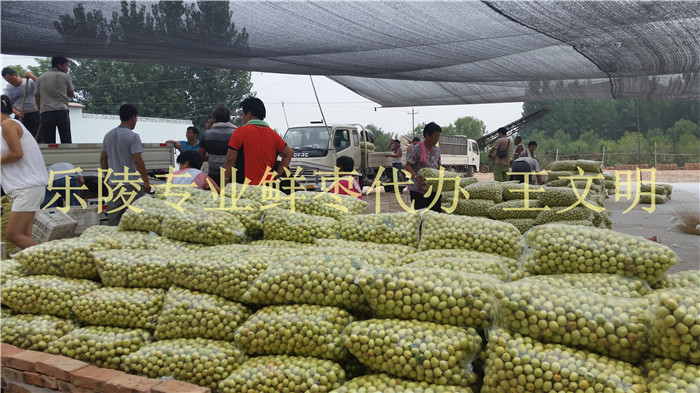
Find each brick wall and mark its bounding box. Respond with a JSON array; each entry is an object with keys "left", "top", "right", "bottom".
[{"left": 1, "top": 343, "right": 210, "bottom": 393}]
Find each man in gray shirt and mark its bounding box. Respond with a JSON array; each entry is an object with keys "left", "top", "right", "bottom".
[
  {"left": 2, "top": 67, "right": 40, "bottom": 138},
  {"left": 35, "top": 56, "right": 74, "bottom": 143},
  {"left": 100, "top": 104, "right": 151, "bottom": 226},
  {"left": 198, "top": 105, "right": 236, "bottom": 186}
]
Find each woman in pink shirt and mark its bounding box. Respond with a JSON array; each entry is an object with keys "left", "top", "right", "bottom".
[{"left": 170, "top": 151, "right": 219, "bottom": 192}]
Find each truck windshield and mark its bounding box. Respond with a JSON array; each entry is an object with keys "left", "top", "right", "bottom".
[{"left": 283, "top": 126, "right": 330, "bottom": 150}]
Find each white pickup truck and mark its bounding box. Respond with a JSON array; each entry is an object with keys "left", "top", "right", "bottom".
[
  {"left": 283, "top": 122, "right": 393, "bottom": 189},
  {"left": 40, "top": 143, "right": 176, "bottom": 175}
]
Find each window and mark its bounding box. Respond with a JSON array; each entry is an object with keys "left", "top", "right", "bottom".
[
  {"left": 352, "top": 130, "right": 359, "bottom": 146},
  {"left": 333, "top": 129, "right": 350, "bottom": 152}
]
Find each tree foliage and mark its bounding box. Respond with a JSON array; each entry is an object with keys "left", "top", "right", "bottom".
[
  {"left": 365, "top": 124, "right": 394, "bottom": 152},
  {"left": 411, "top": 116, "right": 487, "bottom": 140},
  {"left": 31, "top": 1, "right": 252, "bottom": 129},
  {"left": 520, "top": 99, "right": 700, "bottom": 166}
]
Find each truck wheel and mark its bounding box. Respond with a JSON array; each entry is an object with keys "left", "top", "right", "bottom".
[{"left": 480, "top": 165, "right": 491, "bottom": 173}]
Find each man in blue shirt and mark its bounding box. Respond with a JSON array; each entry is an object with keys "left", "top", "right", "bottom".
[{"left": 167, "top": 126, "right": 200, "bottom": 152}]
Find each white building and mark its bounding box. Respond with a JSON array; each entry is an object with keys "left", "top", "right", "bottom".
[{"left": 68, "top": 103, "right": 192, "bottom": 144}]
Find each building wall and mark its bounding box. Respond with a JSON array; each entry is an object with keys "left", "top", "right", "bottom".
[{"left": 68, "top": 105, "right": 192, "bottom": 144}]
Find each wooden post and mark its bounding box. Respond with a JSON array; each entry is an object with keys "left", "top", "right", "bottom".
[
  {"left": 654, "top": 142, "right": 657, "bottom": 168},
  {"left": 602, "top": 146, "right": 606, "bottom": 167},
  {"left": 555, "top": 149, "right": 559, "bottom": 162}
]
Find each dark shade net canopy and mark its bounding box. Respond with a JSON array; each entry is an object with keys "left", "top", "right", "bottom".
[{"left": 2, "top": 1, "right": 698, "bottom": 106}]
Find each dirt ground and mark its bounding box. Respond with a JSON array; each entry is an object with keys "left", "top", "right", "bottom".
[{"left": 364, "top": 170, "right": 699, "bottom": 272}]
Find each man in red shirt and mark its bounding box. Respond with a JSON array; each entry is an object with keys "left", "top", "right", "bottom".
[{"left": 224, "top": 97, "right": 293, "bottom": 185}]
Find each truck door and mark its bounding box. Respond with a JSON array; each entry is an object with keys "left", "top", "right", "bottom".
[{"left": 334, "top": 128, "right": 361, "bottom": 172}]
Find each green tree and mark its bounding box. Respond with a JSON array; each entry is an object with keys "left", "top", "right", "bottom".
[
  {"left": 29, "top": 58, "right": 252, "bottom": 130},
  {"left": 452, "top": 116, "right": 486, "bottom": 139},
  {"left": 365, "top": 124, "right": 394, "bottom": 152},
  {"left": 39, "top": 1, "right": 252, "bottom": 129}
]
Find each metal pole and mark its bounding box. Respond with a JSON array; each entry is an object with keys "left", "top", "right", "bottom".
[
  {"left": 408, "top": 107, "right": 418, "bottom": 134},
  {"left": 309, "top": 76, "right": 328, "bottom": 129},
  {"left": 636, "top": 100, "right": 641, "bottom": 166},
  {"left": 281, "top": 101, "right": 290, "bottom": 129},
  {"left": 555, "top": 149, "right": 559, "bottom": 162},
  {"left": 654, "top": 142, "right": 657, "bottom": 168},
  {"left": 602, "top": 146, "right": 605, "bottom": 167}
]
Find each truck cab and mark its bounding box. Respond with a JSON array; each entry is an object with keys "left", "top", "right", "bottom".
[{"left": 283, "top": 122, "right": 391, "bottom": 189}]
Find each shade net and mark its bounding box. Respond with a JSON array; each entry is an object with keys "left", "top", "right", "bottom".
[{"left": 2, "top": 1, "right": 698, "bottom": 106}]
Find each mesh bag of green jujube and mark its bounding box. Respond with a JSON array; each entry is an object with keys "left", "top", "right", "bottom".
[
  {"left": 2, "top": 275, "right": 101, "bottom": 318},
  {"left": 487, "top": 199, "right": 542, "bottom": 220},
  {"left": 161, "top": 208, "right": 247, "bottom": 245},
  {"left": 1, "top": 259, "right": 28, "bottom": 285},
  {"left": 263, "top": 206, "right": 340, "bottom": 243},
  {"left": 533, "top": 206, "right": 593, "bottom": 225},
  {"left": 501, "top": 182, "right": 544, "bottom": 201},
  {"left": 1, "top": 314, "right": 75, "bottom": 351},
  {"left": 314, "top": 238, "right": 417, "bottom": 259},
  {"left": 552, "top": 219, "right": 594, "bottom": 227},
  {"left": 171, "top": 247, "right": 307, "bottom": 301},
  {"left": 658, "top": 183, "right": 673, "bottom": 198},
  {"left": 47, "top": 326, "right": 150, "bottom": 369},
  {"left": 304, "top": 246, "right": 398, "bottom": 268},
  {"left": 155, "top": 286, "right": 251, "bottom": 341},
  {"left": 482, "top": 328, "right": 647, "bottom": 393},
  {"left": 330, "top": 374, "right": 475, "bottom": 393},
  {"left": 147, "top": 235, "right": 210, "bottom": 251},
  {"left": 405, "top": 256, "right": 510, "bottom": 281},
  {"left": 72, "top": 287, "right": 165, "bottom": 329},
  {"left": 546, "top": 170, "right": 574, "bottom": 181},
  {"left": 193, "top": 197, "right": 264, "bottom": 239},
  {"left": 523, "top": 273, "right": 650, "bottom": 298},
  {"left": 500, "top": 218, "right": 535, "bottom": 234},
  {"left": 419, "top": 210, "right": 523, "bottom": 259},
  {"left": 640, "top": 183, "right": 668, "bottom": 195},
  {"left": 549, "top": 160, "right": 578, "bottom": 171},
  {"left": 15, "top": 236, "right": 122, "bottom": 279},
  {"left": 653, "top": 269, "right": 700, "bottom": 290},
  {"left": 219, "top": 355, "right": 345, "bottom": 393},
  {"left": 441, "top": 191, "right": 494, "bottom": 216},
  {"left": 281, "top": 191, "right": 368, "bottom": 219},
  {"left": 647, "top": 288, "right": 700, "bottom": 364},
  {"left": 522, "top": 223, "right": 678, "bottom": 284},
  {"left": 604, "top": 179, "right": 616, "bottom": 189},
  {"left": 464, "top": 182, "right": 503, "bottom": 203},
  {"left": 460, "top": 177, "right": 478, "bottom": 188},
  {"left": 118, "top": 197, "right": 174, "bottom": 234},
  {"left": 538, "top": 187, "right": 582, "bottom": 207},
  {"left": 241, "top": 254, "right": 370, "bottom": 312},
  {"left": 123, "top": 338, "right": 247, "bottom": 388},
  {"left": 234, "top": 304, "right": 353, "bottom": 361},
  {"left": 94, "top": 250, "right": 173, "bottom": 289},
  {"left": 357, "top": 267, "right": 498, "bottom": 329},
  {"left": 236, "top": 184, "right": 281, "bottom": 205},
  {"left": 592, "top": 209, "right": 613, "bottom": 229},
  {"left": 81, "top": 226, "right": 154, "bottom": 250},
  {"left": 639, "top": 194, "right": 668, "bottom": 204},
  {"left": 339, "top": 212, "right": 421, "bottom": 247},
  {"left": 418, "top": 167, "right": 462, "bottom": 193},
  {"left": 397, "top": 249, "right": 522, "bottom": 280},
  {"left": 250, "top": 239, "right": 312, "bottom": 248},
  {"left": 577, "top": 160, "right": 604, "bottom": 173},
  {"left": 644, "top": 357, "right": 700, "bottom": 393},
  {"left": 345, "top": 319, "right": 482, "bottom": 387},
  {"left": 494, "top": 280, "right": 651, "bottom": 363}
]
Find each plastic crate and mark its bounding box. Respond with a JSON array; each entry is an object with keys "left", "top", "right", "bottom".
[
  {"left": 67, "top": 206, "right": 99, "bottom": 235},
  {"left": 32, "top": 208, "right": 78, "bottom": 243}
]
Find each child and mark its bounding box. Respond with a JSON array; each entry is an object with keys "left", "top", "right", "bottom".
[
  {"left": 170, "top": 151, "right": 220, "bottom": 192},
  {"left": 330, "top": 156, "right": 362, "bottom": 199}
]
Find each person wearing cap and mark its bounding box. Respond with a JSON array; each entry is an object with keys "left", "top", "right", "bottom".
[{"left": 488, "top": 127, "right": 511, "bottom": 182}]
